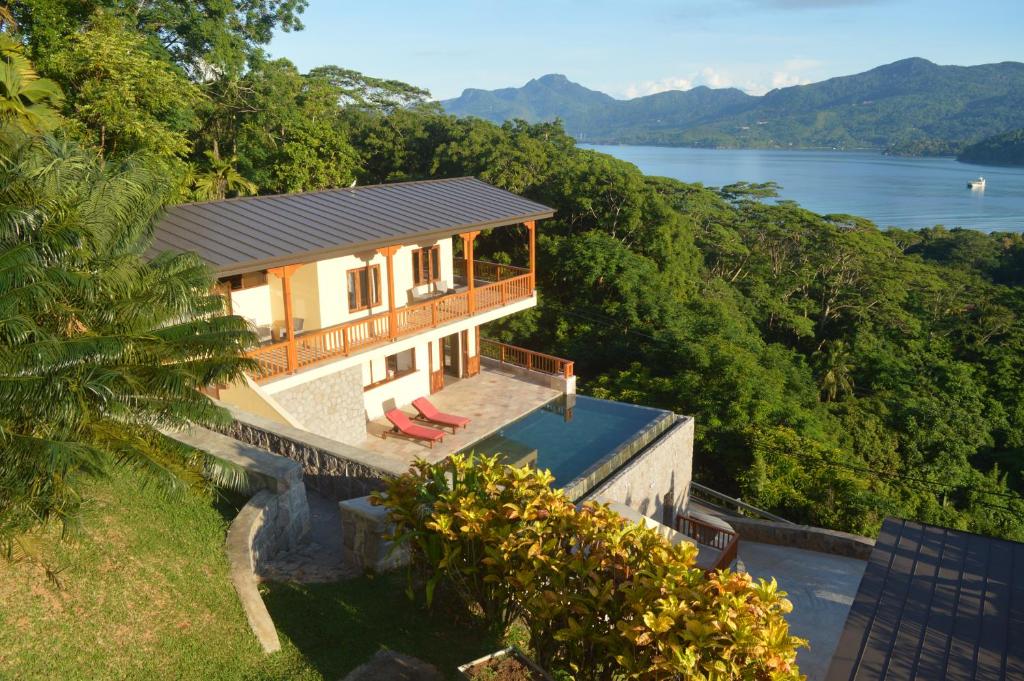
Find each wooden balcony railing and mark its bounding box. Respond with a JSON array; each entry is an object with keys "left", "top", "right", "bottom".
[
  {"left": 453, "top": 258, "right": 528, "bottom": 283},
  {"left": 479, "top": 338, "right": 574, "bottom": 379},
  {"left": 676, "top": 513, "right": 739, "bottom": 572},
  {"left": 247, "top": 273, "right": 535, "bottom": 383}
]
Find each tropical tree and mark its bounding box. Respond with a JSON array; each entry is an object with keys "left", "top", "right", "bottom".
[
  {"left": 815, "top": 339, "right": 855, "bottom": 402},
  {"left": 192, "top": 148, "right": 257, "bottom": 200},
  {"left": 0, "top": 133, "right": 255, "bottom": 551},
  {"left": 0, "top": 33, "right": 63, "bottom": 133}
]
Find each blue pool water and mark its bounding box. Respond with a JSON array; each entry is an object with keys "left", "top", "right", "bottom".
[{"left": 468, "top": 395, "right": 670, "bottom": 485}]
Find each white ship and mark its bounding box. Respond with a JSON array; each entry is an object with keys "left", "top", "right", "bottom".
[{"left": 967, "top": 177, "right": 986, "bottom": 190}]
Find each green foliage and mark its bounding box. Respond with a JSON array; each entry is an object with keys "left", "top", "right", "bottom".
[
  {"left": 0, "top": 32, "right": 63, "bottom": 134},
  {"left": 958, "top": 127, "right": 1024, "bottom": 166},
  {"left": 14, "top": 0, "right": 306, "bottom": 76},
  {"left": 0, "top": 133, "right": 255, "bottom": 547},
  {"left": 376, "top": 455, "right": 806, "bottom": 680},
  {"left": 45, "top": 12, "right": 202, "bottom": 159}
]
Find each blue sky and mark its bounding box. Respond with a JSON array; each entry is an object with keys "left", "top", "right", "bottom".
[{"left": 268, "top": 0, "right": 1024, "bottom": 100}]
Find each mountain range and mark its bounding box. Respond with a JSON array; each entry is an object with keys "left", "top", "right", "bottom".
[{"left": 441, "top": 59, "right": 1024, "bottom": 154}]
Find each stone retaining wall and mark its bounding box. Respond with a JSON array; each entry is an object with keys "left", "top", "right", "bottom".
[
  {"left": 724, "top": 516, "right": 875, "bottom": 559},
  {"left": 583, "top": 416, "right": 694, "bottom": 527},
  {"left": 219, "top": 403, "right": 406, "bottom": 501},
  {"left": 225, "top": 491, "right": 284, "bottom": 653}
]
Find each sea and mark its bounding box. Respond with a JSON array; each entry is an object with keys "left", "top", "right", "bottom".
[{"left": 581, "top": 145, "right": 1024, "bottom": 232}]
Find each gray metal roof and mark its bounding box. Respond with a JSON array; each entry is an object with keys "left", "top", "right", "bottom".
[
  {"left": 150, "top": 177, "right": 554, "bottom": 276},
  {"left": 825, "top": 517, "right": 1024, "bottom": 681}
]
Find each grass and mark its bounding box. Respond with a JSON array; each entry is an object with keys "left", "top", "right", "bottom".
[
  {"left": 0, "top": 468, "right": 317, "bottom": 680},
  {"left": 0, "top": 468, "right": 508, "bottom": 680},
  {"left": 263, "top": 575, "right": 507, "bottom": 679}
]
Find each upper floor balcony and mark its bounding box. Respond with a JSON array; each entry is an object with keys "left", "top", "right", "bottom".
[{"left": 150, "top": 177, "right": 554, "bottom": 386}]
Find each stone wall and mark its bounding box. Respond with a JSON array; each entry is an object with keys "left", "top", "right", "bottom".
[
  {"left": 273, "top": 364, "right": 367, "bottom": 444},
  {"left": 583, "top": 416, "right": 694, "bottom": 527},
  {"left": 219, "top": 402, "right": 407, "bottom": 501},
  {"left": 721, "top": 516, "right": 875, "bottom": 560}
]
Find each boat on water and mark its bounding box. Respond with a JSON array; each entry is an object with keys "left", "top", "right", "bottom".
[{"left": 967, "top": 177, "right": 986, "bottom": 190}]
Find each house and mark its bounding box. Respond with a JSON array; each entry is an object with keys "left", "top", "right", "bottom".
[{"left": 153, "top": 177, "right": 572, "bottom": 445}]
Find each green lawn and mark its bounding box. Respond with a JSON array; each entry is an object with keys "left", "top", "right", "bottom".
[
  {"left": 263, "top": 576, "right": 505, "bottom": 679},
  {"left": 0, "top": 469, "right": 504, "bottom": 680}
]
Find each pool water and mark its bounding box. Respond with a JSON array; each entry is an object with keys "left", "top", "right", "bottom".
[{"left": 468, "top": 395, "right": 672, "bottom": 489}]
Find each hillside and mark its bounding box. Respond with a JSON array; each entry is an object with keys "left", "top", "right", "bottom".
[
  {"left": 441, "top": 59, "right": 1024, "bottom": 152},
  {"left": 958, "top": 128, "right": 1024, "bottom": 166}
]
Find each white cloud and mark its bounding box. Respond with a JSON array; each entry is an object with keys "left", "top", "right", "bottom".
[{"left": 622, "top": 59, "right": 823, "bottom": 98}]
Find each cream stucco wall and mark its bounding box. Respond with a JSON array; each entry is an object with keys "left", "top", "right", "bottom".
[
  {"left": 361, "top": 344, "right": 433, "bottom": 419},
  {"left": 230, "top": 285, "right": 273, "bottom": 328},
  {"left": 227, "top": 236, "right": 458, "bottom": 337}
]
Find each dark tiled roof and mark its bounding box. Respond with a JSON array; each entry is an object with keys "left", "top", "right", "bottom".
[
  {"left": 151, "top": 177, "right": 554, "bottom": 276},
  {"left": 825, "top": 517, "right": 1024, "bottom": 681}
]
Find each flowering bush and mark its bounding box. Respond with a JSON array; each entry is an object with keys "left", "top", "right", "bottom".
[{"left": 373, "top": 455, "right": 805, "bottom": 680}]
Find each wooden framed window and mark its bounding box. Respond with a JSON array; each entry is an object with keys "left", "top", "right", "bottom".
[
  {"left": 411, "top": 245, "right": 441, "bottom": 286},
  {"left": 347, "top": 264, "right": 381, "bottom": 312},
  {"left": 364, "top": 348, "right": 416, "bottom": 391}
]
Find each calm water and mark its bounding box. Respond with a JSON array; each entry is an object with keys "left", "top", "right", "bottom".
[
  {"left": 469, "top": 395, "right": 667, "bottom": 485},
  {"left": 583, "top": 145, "right": 1024, "bottom": 232}
]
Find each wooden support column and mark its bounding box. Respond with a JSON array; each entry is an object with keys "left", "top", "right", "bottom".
[
  {"left": 268, "top": 264, "right": 303, "bottom": 374},
  {"left": 376, "top": 245, "right": 401, "bottom": 339},
  {"left": 525, "top": 220, "right": 536, "bottom": 292},
  {"left": 460, "top": 231, "right": 480, "bottom": 313}
]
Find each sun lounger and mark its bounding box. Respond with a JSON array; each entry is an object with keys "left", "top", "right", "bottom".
[
  {"left": 411, "top": 397, "right": 470, "bottom": 433},
  {"left": 383, "top": 408, "right": 445, "bottom": 447}
]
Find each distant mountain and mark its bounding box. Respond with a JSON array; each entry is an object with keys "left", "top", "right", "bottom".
[
  {"left": 441, "top": 59, "right": 1024, "bottom": 154},
  {"left": 958, "top": 128, "right": 1024, "bottom": 166}
]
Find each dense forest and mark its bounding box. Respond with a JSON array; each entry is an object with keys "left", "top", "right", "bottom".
[
  {"left": 5, "top": 1, "right": 1024, "bottom": 542},
  {"left": 958, "top": 128, "right": 1024, "bottom": 166},
  {"left": 443, "top": 59, "right": 1024, "bottom": 153}
]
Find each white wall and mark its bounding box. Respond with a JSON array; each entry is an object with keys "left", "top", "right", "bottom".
[
  {"left": 360, "top": 343, "right": 432, "bottom": 419},
  {"left": 231, "top": 285, "right": 273, "bottom": 328}
]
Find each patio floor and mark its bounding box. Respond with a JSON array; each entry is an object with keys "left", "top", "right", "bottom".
[
  {"left": 738, "top": 542, "right": 866, "bottom": 681},
  {"left": 359, "top": 366, "right": 561, "bottom": 465}
]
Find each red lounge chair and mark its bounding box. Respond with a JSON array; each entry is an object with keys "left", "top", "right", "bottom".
[
  {"left": 382, "top": 409, "right": 445, "bottom": 448},
  {"left": 411, "top": 397, "right": 470, "bottom": 433}
]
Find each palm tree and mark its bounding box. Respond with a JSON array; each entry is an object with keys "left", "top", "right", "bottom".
[
  {"left": 0, "top": 34, "right": 63, "bottom": 134},
  {"left": 0, "top": 133, "right": 256, "bottom": 549},
  {"left": 815, "top": 339, "right": 855, "bottom": 403},
  {"left": 192, "top": 148, "right": 258, "bottom": 201}
]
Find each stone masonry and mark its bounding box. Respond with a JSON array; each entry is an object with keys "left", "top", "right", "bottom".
[
  {"left": 584, "top": 416, "right": 695, "bottom": 527},
  {"left": 274, "top": 364, "right": 367, "bottom": 444},
  {"left": 220, "top": 402, "right": 406, "bottom": 501}
]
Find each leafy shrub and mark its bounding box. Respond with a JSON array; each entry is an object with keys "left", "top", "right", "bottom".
[{"left": 373, "top": 455, "right": 805, "bottom": 680}]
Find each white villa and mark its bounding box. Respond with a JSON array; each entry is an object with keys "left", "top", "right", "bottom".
[{"left": 154, "top": 177, "right": 573, "bottom": 447}]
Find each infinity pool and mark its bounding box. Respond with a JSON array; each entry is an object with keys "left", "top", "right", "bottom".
[{"left": 467, "top": 395, "right": 673, "bottom": 496}]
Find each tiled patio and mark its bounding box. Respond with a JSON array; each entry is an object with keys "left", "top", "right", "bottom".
[
  {"left": 738, "top": 542, "right": 867, "bottom": 681},
  {"left": 359, "top": 366, "right": 561, "bottom": 464}
]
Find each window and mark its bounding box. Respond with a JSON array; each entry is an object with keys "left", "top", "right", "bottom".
[
  {"left": 411, "top": 245, "right": 441, "bottom": 286},
  {"left": 347, "top": 265, "right": 381, "bottom": 311},
  {"left": 220, "top": 271, "right": 267, "bottom": 291},
  {"left": 364, "top": 348, "right": 416, "bottom": 391}
]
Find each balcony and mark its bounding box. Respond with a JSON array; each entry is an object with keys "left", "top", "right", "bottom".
[{"left": 247, "top": 262, "right": 534, "bottom": 383}]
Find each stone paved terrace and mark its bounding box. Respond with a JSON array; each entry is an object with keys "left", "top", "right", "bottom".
[
  {"left": 359, "top": 366, "right": 560, "bottom": 464},
  {"left": 737, "top": 542, "right": 867, "bottom": 681}
]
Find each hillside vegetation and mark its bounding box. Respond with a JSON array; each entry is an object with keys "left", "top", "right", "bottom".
[
  {"left": 442, "top": 59, "right": 1024, "bottom": 153},
  {"left": 958, "top": 128, "right": 1024, "bottom": 166}
]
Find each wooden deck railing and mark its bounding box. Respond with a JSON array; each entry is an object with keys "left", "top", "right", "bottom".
[
  {"left": 453, "top": 258, "right": 528, "bottom": 283},
  {"left": 676, "top": 513, "right": 739, "bottom": 571},
  {"left": 247, "top": 273, "right": 535, "bottom": 383},
  {"left": 479, "top": 338, "right": 574, "bottom": 379}
]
